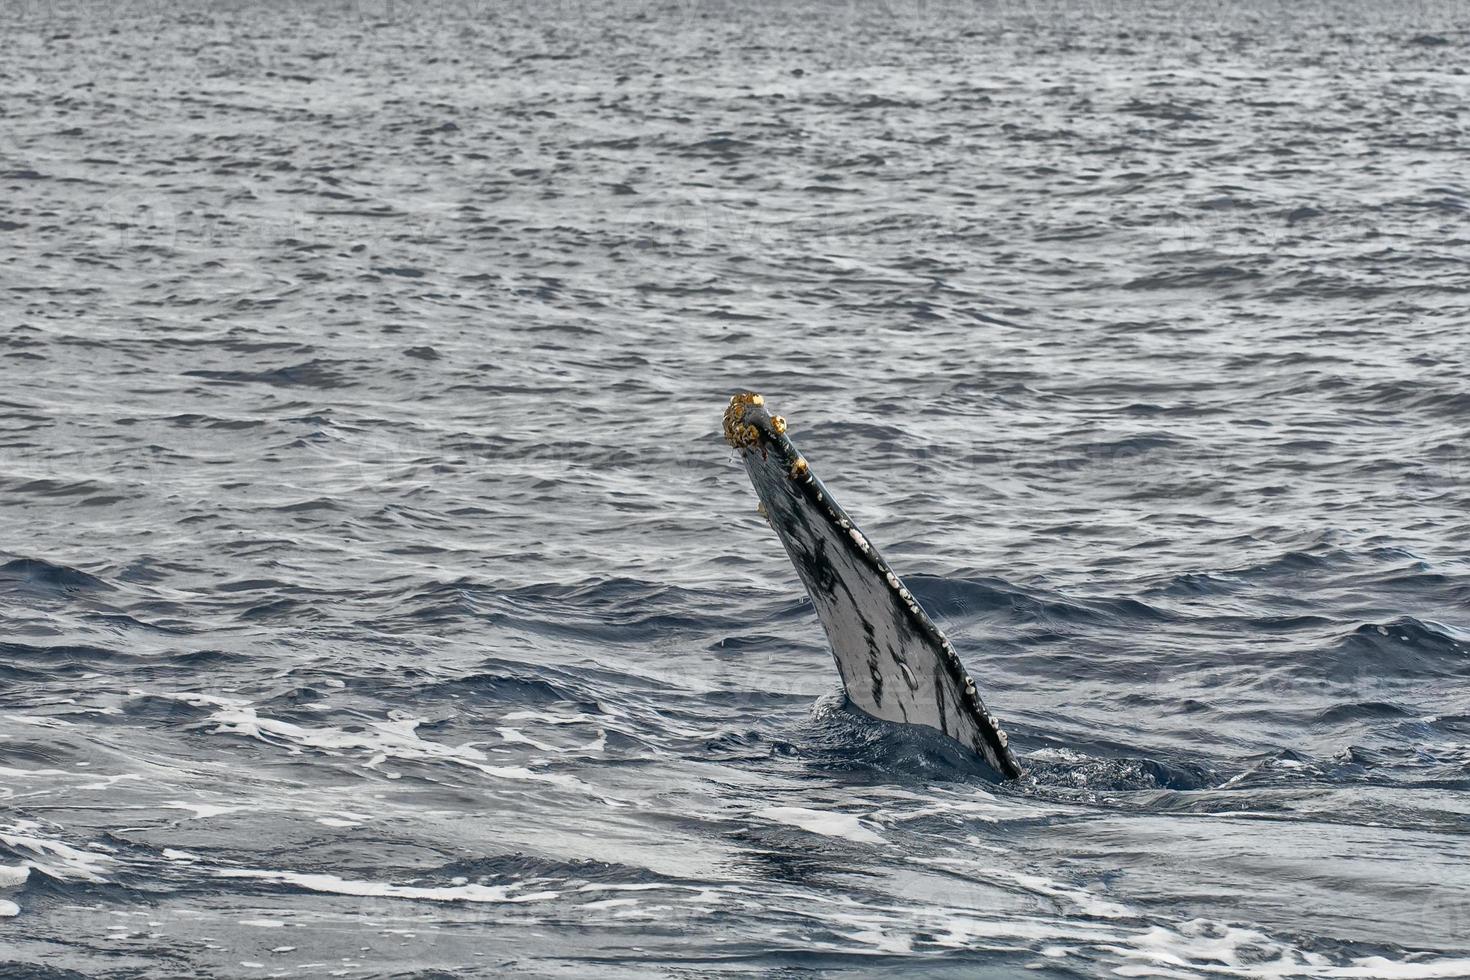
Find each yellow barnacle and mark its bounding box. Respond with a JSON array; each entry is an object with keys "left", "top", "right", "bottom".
[
  {"left": 722, "top": 391, "right": 765, "bottom": 449},
  {"left": 771, "top": 415, "right": 787, "bottom": 435},
  {"left": 790, "top": 457, "right": 809, "bottom": 480}
]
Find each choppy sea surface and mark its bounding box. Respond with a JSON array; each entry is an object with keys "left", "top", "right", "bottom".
[{"left": 4, "top": 0, "right": 1470, "bottom": 976}]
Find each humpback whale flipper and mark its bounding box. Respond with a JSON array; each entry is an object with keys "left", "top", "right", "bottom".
[{"left": 723, "top": 392, "right": 1023, "bottom": 780}]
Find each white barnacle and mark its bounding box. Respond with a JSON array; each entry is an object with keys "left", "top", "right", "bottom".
[
  {"left": 885, "top": 571, "right": 900, "bottom": 589},
  {"left": 997, "top": 730, "right": 1008, "bottom": 747},
  {"left": 986, "top": 713, "right": 997, "bottom": 727},
  {"left": 839, "top": 518, "right": 850, "bottom": 530},
  {"left": 898, "top": 588, "right": 911, "bottom": 601},
  {"left": 849, "top": 528, "right": 868, "bottom": 550}
]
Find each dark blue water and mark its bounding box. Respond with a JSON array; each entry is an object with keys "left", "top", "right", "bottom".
[{"left": 3, "top": 0, "right": 1469, "bottom": 975}]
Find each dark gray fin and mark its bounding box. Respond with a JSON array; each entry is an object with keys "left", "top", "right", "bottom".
[{"left": 723, "top": 392, "right": 1023, "bottom": 780}]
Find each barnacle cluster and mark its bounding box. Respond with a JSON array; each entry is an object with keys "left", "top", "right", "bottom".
[{"left": 723, "top": 391, "right": 764, "bottom": 450}]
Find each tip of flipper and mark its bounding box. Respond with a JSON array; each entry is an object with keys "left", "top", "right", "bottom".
[
  {"left": 723, "top": 391, "right": 771, "bottom": 449},
  {"left": 723, "top": 390, "right": 803, "bottom": 475}
]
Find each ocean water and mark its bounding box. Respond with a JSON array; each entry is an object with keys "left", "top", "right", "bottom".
[{"left": 3, "top": 0, "right": 1469, "bottom": 975}]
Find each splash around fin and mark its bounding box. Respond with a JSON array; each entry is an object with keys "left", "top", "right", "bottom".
[{"left": 723, "top": 391, "right": 1023, "bottom": 780}]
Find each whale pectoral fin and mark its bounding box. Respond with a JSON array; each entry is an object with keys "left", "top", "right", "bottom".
[{"left": 723, "top": 392, "right": 1022, "bottom": 780}]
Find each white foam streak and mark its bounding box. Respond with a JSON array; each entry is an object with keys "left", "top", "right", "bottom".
[
  {"left": 218, "top": 868, "right": 559, "bottom": 904},
  {"left": 1103, "top": 920, "right": 1470, "bottom": 978},
  {"left": 496, "top": 727, "right": 566, "bottom": 752},
  {"left": 497, "top": 726, "right": 607, "bottom": 754},
  {"left": 912, "top": 857, "right": 1130, "bottom": 919},
  {"left": 501, "top": 709, "right": 605, "bottom": 726},
  {"left": 816, "top": 887, "right": 1470, "bottom": 979},
  {"left": 0, "top": 821, "right": 115, "bottom": 882},
  {"left": 754, "top": 806, "right": 889, "bottom": 845},
  {"left": 132, "top": 691, "right": 596, "bottom": 795}
]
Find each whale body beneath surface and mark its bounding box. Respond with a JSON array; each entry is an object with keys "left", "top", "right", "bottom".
[{"left": 723, "top": 392, "right": 1024, "bottom": 780}]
